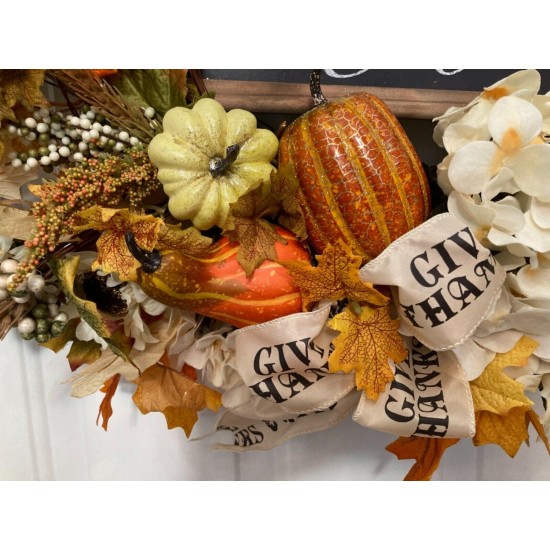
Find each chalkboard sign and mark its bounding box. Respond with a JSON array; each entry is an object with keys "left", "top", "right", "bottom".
[{"left": 200, "top": 69, "right": 548, "bottom": 120}]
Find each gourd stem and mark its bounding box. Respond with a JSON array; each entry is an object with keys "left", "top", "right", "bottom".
[
  {"left": 310, "top": 70, "right": 327, "bottom": 106},
  {"left": 209, "top": 144, "right": 241, "bottom": 177},
  {"left": 125, "top": 232, "right": 162, "bottom": 274}
]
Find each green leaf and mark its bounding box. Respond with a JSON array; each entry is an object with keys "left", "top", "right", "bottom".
[{"left": 110, "top": 70, "right": 189, "bottom": 116}]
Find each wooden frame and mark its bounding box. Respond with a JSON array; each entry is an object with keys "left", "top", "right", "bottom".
[{"left": 204, "top": 79, "right": 478, "bottom": 120}]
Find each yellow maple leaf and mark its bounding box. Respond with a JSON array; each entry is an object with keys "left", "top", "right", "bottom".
[
  {"left": 282, "top": 239, "right": 387, "bottom": 310},
  {"left": 470, "top": 336, "right": 537, "bottom": 415},
  {"left": 75, "top": 206, "right": 162, "bottom": 282},
  {"left": 132, "top": 364, "right": 222, "bottom": 438},
  {"left": 386, "top": 436, "right": 460, "bottom": 481},
  {"left": 470, "top": 336, "right": 543, "bottom": 458},
  {"left": 328, "top": 304, "right": 407, "bottom": 400},
  {"left": 473, "top": 406, "right": 530, "bottom": 458}
]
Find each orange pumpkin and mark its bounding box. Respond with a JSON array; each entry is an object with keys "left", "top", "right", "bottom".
[
  {"left": 278, "top": 71, "right": 431, "bottom": 263},
  {"left": 127, "top": 227, "right": 309, "bottom": 328}
]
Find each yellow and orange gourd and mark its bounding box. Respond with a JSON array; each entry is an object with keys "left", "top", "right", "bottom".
[
  {"left": 278, "top": 70, "right": 431, "bottom": 262},
  {"left": 126, "top": 227, "right": 309, "bottom": 328}
]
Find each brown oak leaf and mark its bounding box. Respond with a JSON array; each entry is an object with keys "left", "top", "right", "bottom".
[
  {"left": 96, "top": 374, "right": 121, "bottom": 431},
  {"left": 328, "top": 304, "right": 407, "bottom": 400},
  {"left": 75, "top": 206, "right": 162, "bottom": 282},
  {"left": 223, "top": 186, "right": 284, "bottom": 276},
  {"left": 386, "top": 436, "right": 460, "bottom": 481},
  {"left": 282, "top": 240, "right": 387, "bottom": 310},
  {"left": 132, "top": 364, "right": 222, "bottom": 438}
]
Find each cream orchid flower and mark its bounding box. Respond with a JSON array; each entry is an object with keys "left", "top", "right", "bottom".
[
  {"left": 447, "top": 96, "right": 550, "bottom": 198},
  {"left": 433, "top": 69, "right": 541, "bottom": 147},
  {"left": 447, "top": 191, "right": 527, "bottom": 254}
]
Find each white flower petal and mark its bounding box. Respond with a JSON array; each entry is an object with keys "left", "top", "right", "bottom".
[
  {"left": 459, "top": 101, "right": 493, "bottom": 131},
  {"left": 452, "top": 339, "right": 494, "bottom": 381},
  {"left": 442, "top": 123, "right": 491, "bottom": 154},
  {"left": 494, "top": 250, "right": 528, "bottom": 271},
  {"left": 514, "top": 264, "right": 550, "bottom": 299},
  {"left": 506, "top": 144, "right": 550, "bottom": 197},
  {"left": 447, "top": 191, "right": 494, "bottom": 244},
  {"left": 504, "top": 241, "right": 535, "bottom": 258},
  {"left": 489, "top": 96, "right": 543, "bottom": 152},
  {"left": 448, "top": 141, "right": 499, "bottom": 194},
  {"left": 474, "top": 329, "right": 523, "bottom": 353},
  {"left": 482, "top": 167, "right": 517, "bottom": 201},
  {"left": 515, "top": 209, "right": 550, "bottom": 252},
  {"left": 483, "top": 69, "right": 541, "bottom": 101},
  {"left": 492, "top": 196, "right": 525, "bottom": 233},
  {"left": 531, "top": 197, "right": 550, "bottom": 229},
  {"left": 436, "top": 155, "right": 453, "bottom": 195}
]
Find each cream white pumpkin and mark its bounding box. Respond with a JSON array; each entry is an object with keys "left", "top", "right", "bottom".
[{"left": 148, "top": 98, "right": 279, "bottom": 230}]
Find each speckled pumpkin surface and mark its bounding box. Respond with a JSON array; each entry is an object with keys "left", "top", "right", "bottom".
[{"left": 278, "top": 92, "right": 431, "bottom": 262}]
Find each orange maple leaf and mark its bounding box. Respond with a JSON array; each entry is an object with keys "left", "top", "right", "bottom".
[
  {"left": 96, "top": 374, "right": 121, "bottom": 431},
  {"left": 282, "top": 240, "right": 387, "bottom": 310},
  {"left": 75, "top": 206, "right": 162, "bottom": 282},
  {"left": 132, "top": 364, "right": 222, "bottom": 438},
  {"left": 328, "top": 304, "right": 407, "bottom": 400},
  {"left": 386, "top": 436, "right": 460, "bottom": 481}
]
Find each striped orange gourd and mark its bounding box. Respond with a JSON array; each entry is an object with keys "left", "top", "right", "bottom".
[
  {"left": 278, "top": 71, "right": 431, "bottom": 262},
  {"left": 132, "top": 227, "right": 309, "bottom": 328}
]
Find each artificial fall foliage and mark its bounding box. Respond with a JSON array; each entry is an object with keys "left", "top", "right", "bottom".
[
  {"left": 223, "top": 186, "right": 285, "bottom": 277},
  {"left": 470, "top": 336, "right": 542, "bottom": 457},
  {"left": 40, "top": 317, "right": 102, "bottom": 372},
  {"left": 0, "top": 70, "right": 47, "bottom": 121},
  {"left": 269, "top": 166, "right": 308, "bottom": 241},
  {"left": 0, "top": 166, "right": 38, "bottom": 239},
  {"left": 328, "top": 304, "right": 407, "bottom": 400},
  {"left": 3, "top": 69, "right": 550, "bottom": 481},
  {"left": 132, "top": 363, "right": 222, "bottom": 437},
  {"left": 282, "top": 240, "right": 388, "bottom": 310},
  {"left": 386, "top": 436, "right": 460, "bottom": 481},
  {"left": 75, "top": 207, "right": 163, "bottom": 282},
  {"left": 97, "top": 374, "right": 121, "bottom": 431}
]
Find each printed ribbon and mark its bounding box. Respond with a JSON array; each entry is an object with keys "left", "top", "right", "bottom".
[
  {"left": 354, "top": 337, "right": 475, "bottom": 438},
  {"left": 214, "top": 213, "right": 503, "bottom": 449},
  {"left": 360, "top": 213, "right": 505, "bottom": 351}
]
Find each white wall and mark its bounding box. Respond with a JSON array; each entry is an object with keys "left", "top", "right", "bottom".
[{"left": 1, "top": 329, "right": 549, "bottom": 481}]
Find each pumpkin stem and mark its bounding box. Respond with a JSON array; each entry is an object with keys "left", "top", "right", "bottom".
[
  {"left": 310, "top": 70, "right": 327, "bottom": 106},
  {"left": 125, "top": 232, "right": 162, "bottom": 274},
  {"left": 209, "top": 144, "right": 241, "bottom": 177}
]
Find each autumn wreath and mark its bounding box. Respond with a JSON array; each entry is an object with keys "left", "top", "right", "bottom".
[{"left": 0, "top": 69, "right": 549, "bottom": 480}]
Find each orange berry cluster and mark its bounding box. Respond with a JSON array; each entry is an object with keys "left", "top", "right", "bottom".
[{"left": 9, "top": 148, "right": 160, "bottom": 290}]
